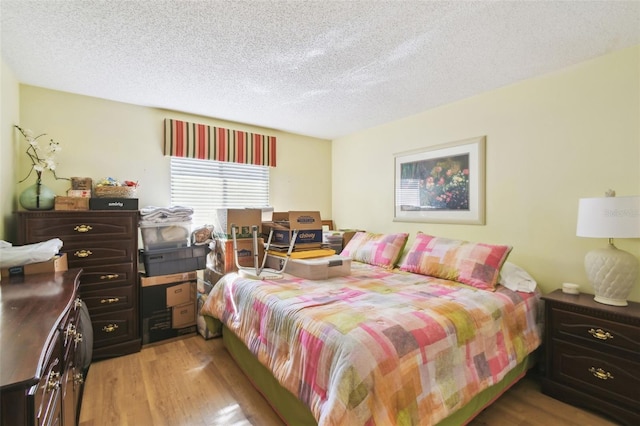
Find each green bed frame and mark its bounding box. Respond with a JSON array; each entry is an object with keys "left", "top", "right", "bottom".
[{"left": 205, "top": 316, "right": 536, "bottom": 425}]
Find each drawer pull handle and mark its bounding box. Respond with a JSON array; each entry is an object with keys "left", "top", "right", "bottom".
[
  {"left": 74, "top": 332, "right": 83, "bottom": 345},
  {"left": 65, "top": 323, "right": 77, "bottom": 339},
  {"left": 73, "top": 372, "right": 84, "bottom": 386},
  {"left": 100, "top": 274, "right": 120, "bottom": 280},
  {"left": 74, "top": 224, "right": 92, "bottom": 233},
  {"left": 74, "top": 298, "right": 83, "bottom": 309},
  {"left": 102, "top": 324, "right": 119, "bottom": 333},
  {"left": 589, "top": 367, "right": 614, "bottom": 381},
  {"left": 588, "top": 328, "right": 614, "bottom": 341},
  {"left": 100, "top": 297, "right": 120, "bottom": 304},
  {"left": 74, "top": 250, "right": 92, "bottom": 258},
  {"left": 44, "top": 371, "right": 61, "bottom": 392}
]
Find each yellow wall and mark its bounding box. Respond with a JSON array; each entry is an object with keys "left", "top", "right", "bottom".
[
  {"left": 10, "top": 87, "right": 332, "bottom": 226},
  {"left": 332, "top": 45, "right": 640, "bottom": 301},
  {"left": 1, "top": 59, "right": 20, "bottom": 242}
]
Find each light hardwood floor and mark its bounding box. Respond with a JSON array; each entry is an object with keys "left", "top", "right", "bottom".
[{"left": 79, "top": 334, "right": 617, "bottom": 426}]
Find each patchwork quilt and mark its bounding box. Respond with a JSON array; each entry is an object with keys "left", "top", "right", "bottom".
[{"left": 201, "top": 262, "right": 542, "bottom": 425}]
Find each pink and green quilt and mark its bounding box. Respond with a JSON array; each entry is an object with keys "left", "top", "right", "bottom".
[{"left": 201, "top": 261, "right": 542, "bottom": 425}]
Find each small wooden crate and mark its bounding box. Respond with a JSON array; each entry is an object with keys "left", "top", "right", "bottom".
[
  {"left": 54, "top": 196, "right": 90, "bottom": 211},
  {"left": 71, "top": 177, "right": 92, "bottom": 190}
]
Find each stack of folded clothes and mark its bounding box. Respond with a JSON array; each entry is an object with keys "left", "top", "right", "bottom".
[{"left": 140, "top": 206, "right": 193, "bottom": 223}]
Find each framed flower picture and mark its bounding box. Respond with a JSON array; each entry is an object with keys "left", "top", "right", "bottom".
[{"left": 394, "top": 136, "right": 486, "bottom": 224}]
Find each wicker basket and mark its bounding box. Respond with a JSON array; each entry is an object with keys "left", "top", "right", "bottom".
[{"left": 94, "top": 185, "right": 137, "bottom": 198}]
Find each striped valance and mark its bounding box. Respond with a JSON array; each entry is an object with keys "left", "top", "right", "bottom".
[{"left": 164, "top": 119, "right": 277, "bottom": 167}]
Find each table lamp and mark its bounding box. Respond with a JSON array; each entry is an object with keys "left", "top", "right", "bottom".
[{"left": 576, "top": 191, "right": 640, "bottom": 306}]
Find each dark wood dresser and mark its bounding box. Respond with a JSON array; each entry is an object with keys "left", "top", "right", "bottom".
[
  {"left": 541, "top": 290, "right": 640, "bottom": 425},
  {"left": 1, "top": 269, "right": 83, "bottom": 426},
  {"left": 17, "top": 211, "right": 141, "bottom": 360}
]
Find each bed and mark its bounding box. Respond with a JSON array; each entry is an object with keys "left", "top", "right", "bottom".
[{"left": 201, "top": 232, "right": 543, "bottom": 425}]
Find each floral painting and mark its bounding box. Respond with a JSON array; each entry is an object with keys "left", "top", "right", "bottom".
[{"left": 394, "top": 136, "right": 485, "bottom": 224}]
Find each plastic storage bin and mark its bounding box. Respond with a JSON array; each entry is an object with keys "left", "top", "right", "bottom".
[
  {"left": 140, "top": 245, "right": 209, "bottom": 276},
  {"left": 140, "top": 221, "right": 191, "bottom": 250}
]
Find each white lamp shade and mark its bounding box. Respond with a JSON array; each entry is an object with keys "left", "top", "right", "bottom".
[{"left": 576, "top": 196, "right": 640, "bottom": 238}]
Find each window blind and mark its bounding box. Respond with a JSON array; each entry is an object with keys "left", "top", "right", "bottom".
[{"left": 170, "top": 157, "right": 270, "bottom": 227}]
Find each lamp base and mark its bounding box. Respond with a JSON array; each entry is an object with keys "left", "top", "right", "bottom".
[{"left": 584, "top": 244, "right": 638, "bottom": 307}]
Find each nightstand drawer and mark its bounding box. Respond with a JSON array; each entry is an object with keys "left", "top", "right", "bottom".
[
  {"left": 552, "top": 307, "right": 640, "bottom": 354},
  {"left": 551, "top": 340, "right": 640, "bottom": 408}
]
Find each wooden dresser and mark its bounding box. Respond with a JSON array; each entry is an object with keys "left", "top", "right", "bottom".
[
  {"left": 17, "top": 211, "right": 141, "bottom": 360},
  {"left": 1, "top": 269, "right": 83, "bottom": 426},
  {"left": 541, "top": 290, "right": 640, "bottom": 425}
]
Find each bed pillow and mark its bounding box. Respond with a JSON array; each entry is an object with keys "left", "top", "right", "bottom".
[
  {"left": 340, "top": 231, "right": 408, "bottom": 269},
  {"left": 498, "top": 262, "right": 537, "bottom": 293},
  {"left": 398, "top": 233, "right": 512, "bottom": 291}
]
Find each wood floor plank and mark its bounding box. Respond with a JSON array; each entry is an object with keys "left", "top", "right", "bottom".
[{"left": 79, "top": 335, "right": 617, "bottom": 426}]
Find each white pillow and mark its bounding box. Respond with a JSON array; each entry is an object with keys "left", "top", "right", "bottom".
[{"left": 499, "top": 262, "right": 537, "bottom": 293}]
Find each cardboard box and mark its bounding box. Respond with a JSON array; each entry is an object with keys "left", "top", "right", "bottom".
[
  {"left": 141, "top": 272, "right": 197, "bottom": 344},
  {"left": 172, "top": 301, "right": 196, "bottom": 328},
  {"left": 213, "top": 208, "right": 263, "bottom": 239},
  {"left": 139, "top": 221, "right": 191, "bottom": 251},
  {"left": 262, "top": 211, "right": 323, "bottom": 249},
  {"left": 142, "top": 310, "right": 196, "bottom": 344},
  {"left": 89, "top": 197, "right": 139, "bottom": 210},
  {"left": 67, "top": 189, "right": 92, "bottom": 198},
  {"left": 1, "top": 253, "right": 68, "bottom": 278},
  {"left": 265, "top": 254, "right": 351, "bottom": 280},
  {"left": 140, "top": 270, "right": 197, "bottom": 286},
  {"left": 209, "top": 237, "right": 264, "bottom": 274},
  {"left": 54, "top": 196, "right": 90, "bottom": 211},
  {"left": 140, "top": 245, "right": 208, "bottom": 276}
]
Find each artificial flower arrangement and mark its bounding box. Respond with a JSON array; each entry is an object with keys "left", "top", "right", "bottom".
[{"left": 15, "top": 125, "right": 67, "bottom": 183}]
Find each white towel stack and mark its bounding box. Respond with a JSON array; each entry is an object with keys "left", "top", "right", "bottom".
[{"left": 140, "top": 206, "right": 194, "bottom": 224}]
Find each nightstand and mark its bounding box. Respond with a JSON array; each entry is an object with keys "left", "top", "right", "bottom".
[{"left": 541, "top": 290, "right": 640, "bottom": 425}]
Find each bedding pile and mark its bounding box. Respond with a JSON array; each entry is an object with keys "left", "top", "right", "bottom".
[{"left": 201, "top": 261, "right": 542, "bottom": 425}]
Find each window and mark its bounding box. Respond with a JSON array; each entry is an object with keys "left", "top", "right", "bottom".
[{"left": 170, "top": 157, "right": 269, "bottom": 226}]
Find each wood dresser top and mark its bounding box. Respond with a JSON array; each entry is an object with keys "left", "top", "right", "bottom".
[{"left": 0, "top": 269, "right": 81, "bottom": 389}]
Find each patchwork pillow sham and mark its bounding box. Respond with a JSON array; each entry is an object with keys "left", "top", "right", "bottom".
[
  {"left": 340, "top": 231, "right": 408, "bottom": 269},
  {"left": 398, "top": 233, "right": 512, "bottom": 291}
]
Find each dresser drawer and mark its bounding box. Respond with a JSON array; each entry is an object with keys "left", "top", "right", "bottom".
[
  {"left": 63, "top": 240, "right": 136, "bottom": 267},
  {"left": 551, "top": 339, "right": 640, "bottom": 408},
  {"left": 91, "top": 309, "right": 138, "bottom": 348},
  {"left": 18, "top": 212, "right": 137, "bottom": 243},
  {"left": 31, "top": 334, "right": 63, "bottom": 426},
  {"left": 78, "top": 262, "right": 136, "bottom": 291},
  {"left": 551, "top": 307, "right": 640, "bottom": 355},
  {"left": 82, "top": 285, "right": 136, "bottom": 313}
]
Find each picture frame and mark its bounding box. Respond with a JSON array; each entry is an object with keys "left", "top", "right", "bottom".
[{"left": 394, "top": 136, "right": 486, "bottom": 225}]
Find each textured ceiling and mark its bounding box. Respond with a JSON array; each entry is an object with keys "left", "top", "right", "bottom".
[{"left": 1, "top": 1, "right": 639, "bottom": 140}]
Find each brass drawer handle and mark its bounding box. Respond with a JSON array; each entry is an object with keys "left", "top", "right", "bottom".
[
  {"left": 74, "top": 224, "right": 92, "bottom": 233},
  {"left": 589, "top": 367, "right": 614, "bottom": 380},
  {"left": 74, "top": 250, "right": 92, "bottom": 258},
  {"left": 102, "top": 324, "right": 119, "bottom": 333},
  {"left": 44, "top": 371, "right": 61, "bottom": 392},
  {"left": 73, "top": 372, "right": 84, "bottom": 386},
  {"left": 74, "top": 332, "right": 83, "bottom": 345},
  {"left": 588, "top": 328, "right": 614, "bottom": 341},
  {"left": 100, "top": 274, "right": 120, "bottom": 280},
  {"left": 100, "top": 297, "right": 120, "bottom": 304},
  {"left": 74, "top": 298, "right": 83, "bottom": 309},
  {"left": 64, "top": 323, "right": 77, "bottom": 339}
]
